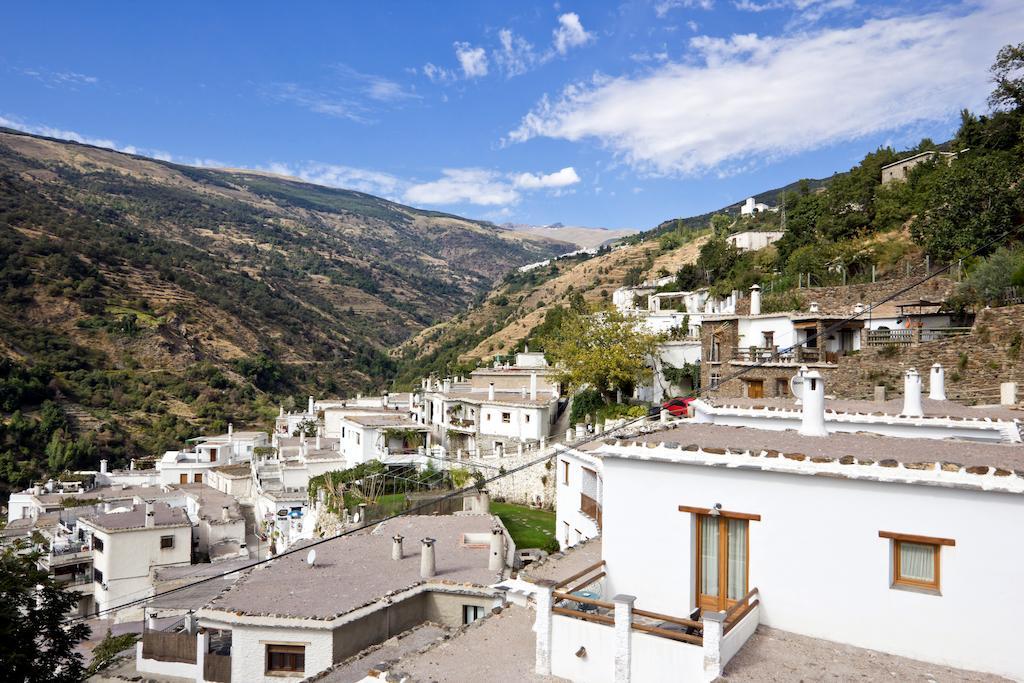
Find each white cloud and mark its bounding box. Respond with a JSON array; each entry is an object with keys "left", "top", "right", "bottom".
[
  {"left": 422, "top": 62, "right": 456, "bottom": 84},
  {"left": 655, "top": 0, "right": 715, "bottom": 18},
  {"left": 405, "top": 166, "right": 582, "bottom": 206},
  {"left": 509, "top": 0, "right": 1024, "bottom": 175},
  {"left": 18, "top": 67, "right": 99, "bottom": 88},
  {"left": 454, "top": 42, "right": 489, "bottom": 78},
  {"left": 494, "top": 29, "right": 540, "bottom": 77},
  {"left": 264, "top": 161, "right": 403, "bottom": 198},
  {"left": 513, "top": 166, "right": 581, "bottom": 189},
  {"left": 553, "top": 13, "right": 594, "bottom": 55},
  {"left": 405, "top": 168, "right": 516, "bottom": 206},
  {"left": 264, "top": 83, "right": 368, "bottom": 122},
  {"left": 734, "top": 0, "right": 855, "bottom": 23}
]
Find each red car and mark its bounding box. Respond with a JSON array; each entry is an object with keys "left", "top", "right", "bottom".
[{"left": 662, "top": 396, "right": 695, "bottom": 417}]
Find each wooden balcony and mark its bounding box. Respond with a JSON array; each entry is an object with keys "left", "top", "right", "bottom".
[
  {"left": 730, "top": 346, "right": 837, "bottom": 365},
  {"left": 865, "top": 326, "right": 971, "bottom": 347},
  {"left": 580, "top": 493, "right": 602, "bottom": 529}
]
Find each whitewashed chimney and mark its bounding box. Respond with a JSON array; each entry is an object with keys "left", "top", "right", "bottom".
[
  {"left": 477, "top": 489, "right": 490, "bottom": 513},
  {"left": 316, "top": 434, "right": 321, "bottom": 450},
  {"left": 530, "top": 372, "right": 538, "bottom": 400},
  {"left": 228, "top": 423, "right": 233, "bottom": 438},
  {"left": 145, "top": 502, "right": 155, "bottom": 528},
  {"left": 929, "top": 363, "right": 946, "bottom": 401},
  {"left": 749, "top": 284, "right": 762, "bottom": 316},
  {"left": 902, "top": 368, "right": 924, "bottom": 417},
  {"left": 392, "top": 534, "right": 404, "bottom": 560},
  {"left": 808, "top": 302, "right": 820, "bottom": 314},
  {"left": 420, "top": 538, "right": 436, "bottom": 578},
  {"left": 489, "top": 527, "right": 505, "bottom": 571},
  {"left": 798, "top": 370, "right": 828, "bottom": 437},
  {"left": 99, "top": 459, "right": 108, "bottom": 475},
  {"left": 853, "top": 303, "right": 865, "bottom": 315},
  {"left": 221, "top": 506, "right": 230, "bottom": 522},
  {"left": 279, "top": 404, "right": 284, "bottom": 417},
  {"left": 488, "top": 382, "right": 495, "bottom": 401},
  {"left": 443, "top": 379, "right": 451, "bottom": 393}
]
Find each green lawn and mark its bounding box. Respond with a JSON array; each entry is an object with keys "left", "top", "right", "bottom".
[{"left": 491, "top": 502, "right": 556, "bottom": 549}]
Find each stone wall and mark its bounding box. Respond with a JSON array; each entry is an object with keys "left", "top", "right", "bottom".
[
  {"left": 767, "top": 275, "right": 956, "bottom": 314},
  {"left": 828, "top": 305, "right": 1024, "bottom": 401},
  {"left": 472, "top": 447, "right": 556, "bottom": 509}
]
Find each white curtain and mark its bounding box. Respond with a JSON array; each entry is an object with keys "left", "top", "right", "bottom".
[
  {"left": 700, "top": 517, "right": 718, "bottom": 596},
  {"left": 900, "top": 542, "right": 935, "bottom": 582},
  {"left": 727, "top": 519, "right": 747, "bottom": 600}
]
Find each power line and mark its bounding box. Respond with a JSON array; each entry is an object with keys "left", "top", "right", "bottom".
[{"left": 71, "top": 226, "right": 1017, "bottom": 623}]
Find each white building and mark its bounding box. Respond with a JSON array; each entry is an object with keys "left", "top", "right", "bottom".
[
  {"left": 419, "top": 352, "right": 561, "bottom": 455},
  {"left": 155, "top": 426, "right": 268, "bottom": 486},
  {"left": 544, "top": 371, "right": 1024, "bottom": 681},
  {"left": 336, "top": 414, "right": 430, "bottom": 467},
  {"left": 738, "top": 197, "right": 777, "bottom": 216},
  {"left": 136, "top": 514, "right": 513, "bottom": 682},
  {"left": 726, "top": 229, "right": 784, "bottom": 251},
  {"left": 78, "top": 501, "right": 192, "bottom": 616},
  {"left": 178, "top": 484, "right": 248, "bottom": 562}
]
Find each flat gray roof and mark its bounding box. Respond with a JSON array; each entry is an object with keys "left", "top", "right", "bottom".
[
  {"left": 177, "top": 484, "right": 243, "bottom": 523},
  {"left": 80, "top": 502, "right": 190, "bottom": 532},
  {"left": 723, "top": 626, "right": 1006, "bottom": 682},
  {"left": 705, "top": 396, "right": 1022, "bottom": 421},
  {"left": 205, "top": 514, "right": 501, "bottom": 620},
  {"left": 603, "top": 422, "right": 1024, "bottom": 473}
]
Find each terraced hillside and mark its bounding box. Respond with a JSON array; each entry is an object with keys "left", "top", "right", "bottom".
[{"left": 0, "top": 128, "right": 568, "bottom": 466}]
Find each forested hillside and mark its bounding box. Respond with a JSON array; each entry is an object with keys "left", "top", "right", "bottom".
[{"left": 0, "top": 129, "right": 566, "bottom": 490}]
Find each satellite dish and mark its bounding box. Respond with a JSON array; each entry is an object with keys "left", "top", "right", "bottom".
[
  {"left": 306, "top": 549, "right": 316, "bottom": 567},
  {"left": 790, "top": 365, "right": 809, "bottom": 403}
]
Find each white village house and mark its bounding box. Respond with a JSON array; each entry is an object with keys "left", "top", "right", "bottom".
[{"left": 545, "top": 368, "right": 1024, "bottom": 681}]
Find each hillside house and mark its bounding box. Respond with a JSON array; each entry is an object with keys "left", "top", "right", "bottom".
[
  {"left": 420, "top": 352, "right": 561, "bottom": 455},
  {"left": 78, "top": 502, "right": 192, "bottom": 616},
  {"left": 544, "top": 372, "right": 1024, "bottom": 681},
  {"left": 880, "top": 150, "right": 960, "bottom": 184},
  {"left": 726, "top": 229, "right": 785, "bottom": 251},
  {"left": 178, "top": 484, "right": 248, "bottom": 563},
  {"left": 738, "top": 197, "right": 777, "bottom": 216},
  {"left": 156, "top": 426, "right": 268, "bottom": 486},
  {"left": 136, "top": 514, "right": 514, "bottom": 682}
]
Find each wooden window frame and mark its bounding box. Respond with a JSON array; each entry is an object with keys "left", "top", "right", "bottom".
[
  {"left": 160, "top": 535, "right": 174, "bottom": 550},
  {"left": 265, "top": 643, "right": 305, "bottom": 674},
  {"left": 194, "top": 472, "right": 203, "bottom": 484},
  {"left": 681, "top": 506, "right": 760, "bottom": 612},
  {"left": 879, "top": 531, "right": 953, "bottom": 593},
  {"left": 92, "top": 536, "right": 104, "bottom": 552},
  {"left": 562, "top": 460, "right": 570, "bottom": 485}
]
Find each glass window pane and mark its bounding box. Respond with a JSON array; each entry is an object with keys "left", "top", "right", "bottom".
[
  {"left": 899, "top": 542, "right": 935, "bottom": 582},
  {"left": 727, "top": 519, "right": 748, "bottom": 600},
  {"left": 700, "top": 517, "right": 719, "bottom": 596}
]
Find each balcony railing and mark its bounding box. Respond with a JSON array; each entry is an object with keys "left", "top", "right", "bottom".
[
  {"left": 580, "top": 493, "right": 602, "bottom": 529},
  {"left": 731, "top": 347, "right": 836, "bottom": 365},
  {"left": 865, "top": 326, "right": 972, "bottom": 347}
]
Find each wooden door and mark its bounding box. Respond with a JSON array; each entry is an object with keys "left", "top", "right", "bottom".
[
  {"left": 194, "top": 473, "right": 203, "bottom": 484},
  {"left": 696, "top": 515, "right": 748, "bottom": 612},
  {"left": 746, "top": 380, "right": 764, "bottom": 399},
  {"left": 179, "top": 473, "right": 188, "bottom": 484}
]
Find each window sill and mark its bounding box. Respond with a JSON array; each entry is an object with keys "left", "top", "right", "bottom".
[
  {"left": 890, "top": 582, "right": 941, "bottom": 597},
  {"left": 265, "top": 671, "right": 304, "bottom": 678}
]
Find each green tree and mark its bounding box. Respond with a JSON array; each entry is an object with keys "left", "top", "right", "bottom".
[
  {"left": 710, "top": 213, "right": 733, "bottom": 237},
  {"left": 989, "top": 42, "right": 1024, "bottom": 110},
  {"left": 910, "top": 152, "right": 1023, "bottom": 260},
  {"left": 0, "top": 543, "right": 90, "bottom": 682},
  {"left": 544, "top": 309, "right": 662, "bottom": 401}
]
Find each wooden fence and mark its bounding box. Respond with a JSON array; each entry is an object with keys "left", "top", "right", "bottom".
[
  {"left": 141, "top": 631, "right": 196, "bottom": 663},
  {"left": 204, "top": 653, "right": 231, "bottom": 682}
]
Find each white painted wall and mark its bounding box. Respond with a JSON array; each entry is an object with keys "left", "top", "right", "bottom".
[
  {"left": 736, "top": 316, "right": 797, "bottom": 349},
  {"left": 479, "top": 405, "right": 547, "bottom": 442},
  {"left": 228, "top": 623, "right": 333, "bottom": 682},
  {"left": 87, "top": 523, "right": 191, "bottom": 614},
  {"left": 555, "top": 449, "right": 601, "bottom": 550},
  {"left": 599, "top": 455, "right": 1024, "bottom": 680},
  {"left": 551, "top": 614, "right": 615, "bottom": 683},
  {"left": 630, "top": 629, "right": 704, "bottom": 682}
]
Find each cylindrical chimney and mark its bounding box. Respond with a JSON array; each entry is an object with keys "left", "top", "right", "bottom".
[
  {"left": 392, "top": 534, "right": 404, "bottom": 560},
  {"left": 420, "top": 538, "right": 436, "bottom": 578},
  {"left": 929, "top": 363, "right": 946, "bottom": 401},
  {"left": 228, "top": 423, "right": 233, "bottom": 438},
  {"left": 221, "top": 506, "right": 230, "bottom": 522},
  {"left": 798, "top": 370, "right": 828, "bottom": 437},
  {"left": 903, "top": 368, "right": 924, "bottom": 417},
  {"left": 489, "top": 527, "right": 505, "bottom": 571},
  {"left": 443, "top": 379, "right": 451, "bottom": 393},
  {"left": 530, "top": 372, "right": 538, "bottom": 400},
  {"left": 488, "top": 382, "right": 495, "bottom": 401},
  {"left": 308, "top": 396, "right": 315, "bottom": 414},
  {"left": 99, "top": 459, "right": 108, "bottom": 475},
  {"left": 749, "top": 284, "right": 762, "bottom": 316}
]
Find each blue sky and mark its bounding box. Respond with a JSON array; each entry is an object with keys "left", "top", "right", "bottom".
[{"left": 1, "top": 1, "right": 1021, "bottom": 230}]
